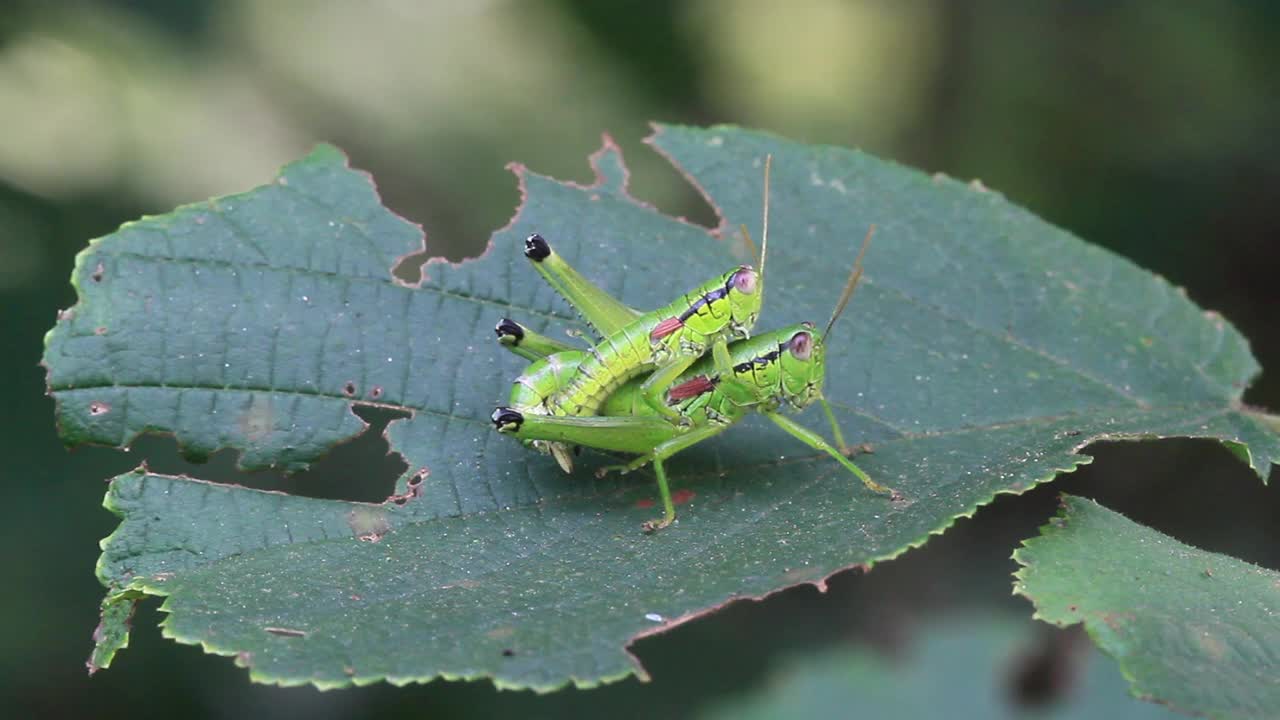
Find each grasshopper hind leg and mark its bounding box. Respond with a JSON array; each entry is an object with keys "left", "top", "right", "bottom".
[
  {"left": 523, "top": 233, "right": 641, "bottom": 338},
  {"left": 494, "top": 318, "right": 581, "bottom": 361}
]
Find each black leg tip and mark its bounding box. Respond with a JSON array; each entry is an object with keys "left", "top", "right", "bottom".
[
  {"left": 492, "top": 407, "right": 524, "bottom": 432},
  {"left": 524, "top": 233, "right": 551, "bottom": 261},
  {"left": 494, "top": 318, "right": 524, "bottom": 345}
]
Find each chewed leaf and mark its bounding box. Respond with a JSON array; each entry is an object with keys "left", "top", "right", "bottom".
[
  {"left": 1014, "top": 495, "right": 1280, "bottom": 719},
  {"left": 45, "top": 127, "right": 1278, "bottom": 689}
]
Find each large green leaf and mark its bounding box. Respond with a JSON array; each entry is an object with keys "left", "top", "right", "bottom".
[
  {"left": 44, "top": 126, "right": 1277, "bottom": 689},
  {"left": 1014, "top": 495, "right": 1280, "bottom": 719},
  {"left": 699, "top": 617, "right": 1180, "bottom": 720}
]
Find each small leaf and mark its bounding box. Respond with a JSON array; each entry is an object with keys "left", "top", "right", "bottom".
[
  {"left": 1014, "top": 495, "right": 1280, "bottom": 719},
  {"left": 46, "top": 127, "right": 1278, "bottom": 689},
  {"left": 698, "top": 618, "right": 1181, "bottom": 720}
]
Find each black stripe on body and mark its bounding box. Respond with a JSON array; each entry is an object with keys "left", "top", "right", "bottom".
[
  {"left": 678, "top": 286, "right": 730, "bottom": 324},
  {"left": 733, "top": 346, "right": 782, "bottom": 374}
]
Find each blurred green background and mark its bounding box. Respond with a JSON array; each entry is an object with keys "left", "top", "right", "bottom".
[{"left": 4, "top": 2, "right": 1278, "bottom": 718}]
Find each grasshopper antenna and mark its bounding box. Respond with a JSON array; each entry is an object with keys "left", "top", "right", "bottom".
[
  {"left": 736, "top": 224, "right": 758, "bottom": 264},
  {"left": 758, "top": 154, "right": 772, "bottom": 297},
  {"left": 824, "top": 224, "right": 874, "bottom": 339}
]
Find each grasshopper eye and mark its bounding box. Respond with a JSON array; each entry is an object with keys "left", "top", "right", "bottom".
[
  {"left": 731, "top": 267, "right": 758, "bottom": 295},
  {"left": 788, "top": 331, "right": 813, "bottom": 361}
]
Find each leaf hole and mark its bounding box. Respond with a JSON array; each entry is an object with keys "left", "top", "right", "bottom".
[
  {"left": 343, "top": 381, "right": 357, "bottom": 397},
  {"left": 391, "top": 248, "right": 430, "bottom": 285},
  {"left": 90, "top": 261, "right": 104, "bottom": 282},
  {"left": 368, "top": 385, "right": 383, "bottom": 400},
  {"left": 115, "top": 406, "right": 410, "bottom": 504},
  {"left": 89, "top": 401, "right": 111, "bottom": 416}
]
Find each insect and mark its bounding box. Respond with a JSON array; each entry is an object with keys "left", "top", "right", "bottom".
[
  {"left": 522, "top": 232, "right": 764, "bottom": 424},
  {"left": 498, "top": 157, "right": 776, "bottom": 470},
  {"left": 493, "top": 222, "right": 895, "bottom": 531}
]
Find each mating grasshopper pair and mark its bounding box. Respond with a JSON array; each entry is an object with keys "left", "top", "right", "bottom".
[{"left": 490, "top": 157, "right": 896, "bottom": 531}]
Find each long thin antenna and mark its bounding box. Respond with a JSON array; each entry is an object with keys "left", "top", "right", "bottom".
[
  {"left": 824, "top": 224, "right": 874, "bottom": 339},
  {"left": 758, "top": 154, "right": 771, "bottom": 290},
  {"left": 736, "top": 223, "right": 757, "bottom": 264}
]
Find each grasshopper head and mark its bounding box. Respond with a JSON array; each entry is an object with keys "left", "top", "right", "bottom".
[
  {"left": 724, "top": 265, "right": 762, "bottom": 338},
  {"left": 777, "top": 322, "right": 825, "bottom": 409}
]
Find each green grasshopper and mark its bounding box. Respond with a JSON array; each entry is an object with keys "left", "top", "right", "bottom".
[
  {"left": 498, "top": 158, "right": 776, "bottom": 471},
  {"left": 522, "top": 232, "right": 763, "bottom": 424},
  {"left": 492, "top": 228, "right": 895, "bottom": 531}
]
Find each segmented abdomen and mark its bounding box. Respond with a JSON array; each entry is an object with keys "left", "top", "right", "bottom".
[{"left": 547, "top": 325, "right": 652, "bottom": 417}]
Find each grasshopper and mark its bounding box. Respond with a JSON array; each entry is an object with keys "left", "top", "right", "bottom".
[
  {"left": 493, "top": 226, "right": 895, "bottom": 531},
  {"left": 498, "top": 157, "right": 776, "bottom": 471}
]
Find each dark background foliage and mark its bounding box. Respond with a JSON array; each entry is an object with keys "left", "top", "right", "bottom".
[{"left": 4, "top": 2, "right": 1277, "bottom": 718}]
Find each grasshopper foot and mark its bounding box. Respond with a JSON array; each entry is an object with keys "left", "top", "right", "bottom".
[
  {"left": 524, "top": 233, "right": 551, "bottom": 261},
  {"left": 661, "top": 414, "right": 694, "bottom": 431},
  {"left": 641, "top": 516, "right": 674, "bottom": 534},
  {"left": 491, "top": 407, "right": 524, "bottom": 433},
  {"left": 594, "top": 463, "right": 629, "bottom": 479},
  {"left": 840, "top": 442, "right": 875, "bottom": 457},
  {"left": 494, "top": 318, "right": 525, "bottom": 346}
]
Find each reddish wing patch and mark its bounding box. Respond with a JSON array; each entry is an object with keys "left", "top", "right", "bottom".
[
  {"left": 650, "top": 317, "right": 684, "bottom": 341},
  {"left": 667, "top": 375, "right": 715, "bottom": 401}
]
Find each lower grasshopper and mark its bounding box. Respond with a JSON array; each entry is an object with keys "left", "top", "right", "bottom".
[{"left": 492, "top": 229, "right": 896, "bottom": 531}]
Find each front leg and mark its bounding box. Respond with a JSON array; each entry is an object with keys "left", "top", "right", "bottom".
[
  {"left": 817, "top": 396, "right": 850, "bottom": 454},
  {"left": 763, "top": 411, "right": 898, "bottom": 499},
  {"left": 639, "top": 354, "right": 701, "bottom": 425},
  {"left": 708, "top": 336, "right": 758, "bottom": 403}
]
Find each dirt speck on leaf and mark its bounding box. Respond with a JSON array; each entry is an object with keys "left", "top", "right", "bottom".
[
  {"left": 239, "top": 394, "right": 274, "bottom": 442},
  {"left": 486, "top": 626, "right": 514, "bottom": 641},
  {"left": 348, "top": 507, "right": 390, "bottom": 542},
  {"left": 1193, "top": 627, "right": 1227, "bottom": 661}
]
